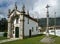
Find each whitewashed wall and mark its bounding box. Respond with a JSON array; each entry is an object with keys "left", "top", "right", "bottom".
[
  {"left": 43, "top": 29, "right": 60, "bottom": 36},
  {"left": 49, "top": 29, "right": 60, "bottom": 36},
  {"left": 24, "top": 17, "right": 39, "bottom": 36}
]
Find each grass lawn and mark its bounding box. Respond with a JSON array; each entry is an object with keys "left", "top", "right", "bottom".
[
  {"left": 0, "top": 37, "right": 7, "bottom": 40},
  {"left": 1, "top": 35, "right": 60, "bottom": 44}
]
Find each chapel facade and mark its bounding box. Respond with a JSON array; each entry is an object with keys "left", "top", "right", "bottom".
[{"left": 7, "top": 3, "right": 39, "bottom": 39}]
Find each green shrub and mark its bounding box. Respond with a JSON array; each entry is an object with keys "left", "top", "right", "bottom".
[{"left": 3, "top": 32, "right": 7, "bottom": 37}]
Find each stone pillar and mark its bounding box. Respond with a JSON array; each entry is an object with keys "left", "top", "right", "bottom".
[
  {"left": 10, "top": 23, "right": 13, "bottom": 38},
  {"left": 19, "top": 5, "right": 25, "bottom": 39},
  {"left": 19, "top": 15, "right": 24, "bottom": 39},
  {"left": 13, "top": 27, "right": 15, "bottom": 38},
  {"left": 7, "top": 18, "right": 11, "bottom": 38}
]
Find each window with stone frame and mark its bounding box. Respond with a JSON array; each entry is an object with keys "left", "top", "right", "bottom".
[
  {"left": 28, "top": 18, "right": 29, "bottom": 24},
  {"left": 36, "top": 27, "right": 38, "bottom": 31},
  {"left": 32, "top": 27, "right": 34, "bottom": 32},
  {"left": 16, "top": 17, "right": 19, "bottom": 24}
]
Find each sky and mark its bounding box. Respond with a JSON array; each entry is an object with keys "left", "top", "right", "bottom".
[{"left": 0, "top": 0, "right": 60, "bottom": 18}]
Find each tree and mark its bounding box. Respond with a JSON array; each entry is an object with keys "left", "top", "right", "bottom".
[{"left": 0, "top": 18, "right": 8, "bottom": 32}]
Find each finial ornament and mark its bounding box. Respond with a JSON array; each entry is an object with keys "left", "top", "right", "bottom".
[
  {"left": 8, "top": 9, "right": 11, "bottom": 14},
  {"left": 14, "top": 2, "right": 17, "bottom": 10},
  {"left": 21, "top": 4, "right": 25, "bottom": 13},
  {"left": 46, "top": 4, "right": 50, "bottom": 17},
  {"left": 8, "top": 9, "right": 11, "bottom": 18},
  {"left": 46, "top": 4, "right": 50, "bottom": 8}
]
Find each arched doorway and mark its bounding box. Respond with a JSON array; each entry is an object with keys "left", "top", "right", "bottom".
[
  {"left": 29, "top": 30, "right": 31, "bottom": 37},
  {"left": 15, "top": 27, "right": 19, "bottom": 38}
]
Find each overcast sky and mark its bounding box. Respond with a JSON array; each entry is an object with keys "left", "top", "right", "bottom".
[{"left": 0, "top": 0, "right": 60, "bottom": 18}]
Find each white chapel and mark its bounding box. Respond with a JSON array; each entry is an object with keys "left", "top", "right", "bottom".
[{"left": 7, "top": 3, "right": 40, "bottom": 39}]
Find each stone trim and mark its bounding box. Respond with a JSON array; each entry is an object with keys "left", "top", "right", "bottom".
[
  {"left": 23, "top": 15, "right": 24, "bottom": 39},
  {"left": 9, "top": 9, "right": 38, "bottom": 23}
]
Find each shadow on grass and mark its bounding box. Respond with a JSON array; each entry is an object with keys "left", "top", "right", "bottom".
[
  {"left": 50, "top": 35, "right": 57, "bottom": 39},
  {"left": 24, "top": 34, "right": 45, "bottom": 39},
  {"left": 52, "top": 36, "right": 57, "bottom": 39}
]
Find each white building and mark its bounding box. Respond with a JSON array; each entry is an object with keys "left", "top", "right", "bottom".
[{"left": 7, "top": 3, "right": 39, "bottom": 39}]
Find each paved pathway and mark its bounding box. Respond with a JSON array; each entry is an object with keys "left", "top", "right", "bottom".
[{"left": 0, "top": 38, "right": 20, "bottom": 44}]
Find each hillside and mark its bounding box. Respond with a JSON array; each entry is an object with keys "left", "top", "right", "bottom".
[{"left": 38, "top": 17, "right": 60, "bottom": 27}]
